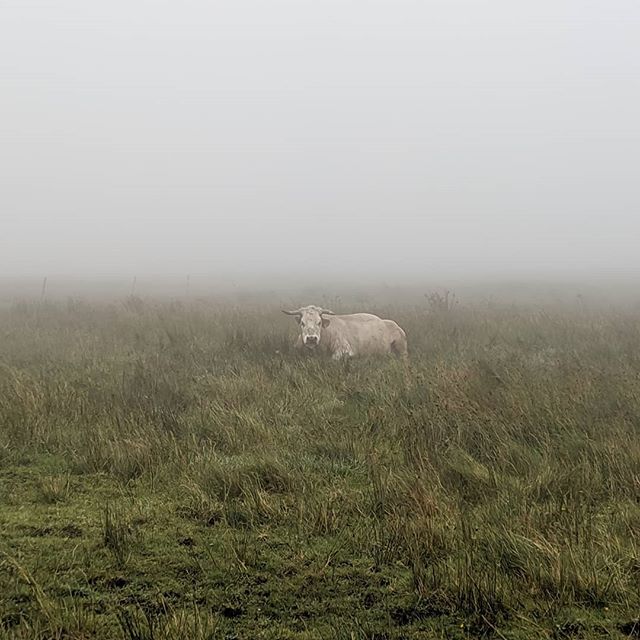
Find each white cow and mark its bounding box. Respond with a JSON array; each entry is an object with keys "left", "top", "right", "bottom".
[{"left": 282, "top": 305, "right": 408, "bottom": 360}]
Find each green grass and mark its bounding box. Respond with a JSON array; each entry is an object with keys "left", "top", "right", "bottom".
[{"left": 1, "top": 294, "right": 640, "bottom": 638}]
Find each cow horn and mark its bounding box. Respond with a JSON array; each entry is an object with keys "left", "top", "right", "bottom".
[
  {"left": 320, "top": 308, "right": 335, "bottom": 315},
  {"left": 282, "top": 308, "right": 303, "bottom": 316}
]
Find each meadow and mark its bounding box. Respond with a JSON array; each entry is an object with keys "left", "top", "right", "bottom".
[{"left": 1, "top": 290, "right": 640, "bottom": 639}]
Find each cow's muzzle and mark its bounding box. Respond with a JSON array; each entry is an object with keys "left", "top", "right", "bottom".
[{"left": 304, "top": 336, "right": 319, "bottom": 347}]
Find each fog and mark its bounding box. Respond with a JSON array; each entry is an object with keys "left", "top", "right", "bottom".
[{"left": 1, "top": 0, "right": 639, "bottom": 286}]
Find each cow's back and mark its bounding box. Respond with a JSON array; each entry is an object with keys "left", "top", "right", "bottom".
[
  {"left": 340, "top": 313, "right": 381, "bottom": 324},
  {"left": 327, "top": 313, "right": 399, "bottom": 356}
]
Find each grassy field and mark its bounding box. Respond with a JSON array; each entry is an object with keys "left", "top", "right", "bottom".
[{"left": 1, "top": 292, "right": 640, "bottom": 639}]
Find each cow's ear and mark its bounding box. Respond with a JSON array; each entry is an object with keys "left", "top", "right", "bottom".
[{"left": 322, "top": 317, "right": 331, "bottom": 328}]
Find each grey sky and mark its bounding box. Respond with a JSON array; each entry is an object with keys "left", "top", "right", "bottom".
[{"left": 1, "top": 0, "right": 639, "bottom": 281}]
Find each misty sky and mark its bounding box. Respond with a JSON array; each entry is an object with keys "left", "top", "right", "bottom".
[{"left": 1, "top": 0, "right": 639, "bottom": 280}]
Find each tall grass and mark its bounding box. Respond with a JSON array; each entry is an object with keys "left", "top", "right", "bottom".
[{"left": 1, "top": 294, "right": 640, "bottom": 637}]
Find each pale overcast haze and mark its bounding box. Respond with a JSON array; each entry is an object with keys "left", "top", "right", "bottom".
[{"left": 1, "top": 0, "right": 639, "bottom": 283}]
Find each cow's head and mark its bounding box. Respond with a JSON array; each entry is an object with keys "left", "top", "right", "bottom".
[{"left": 282, "top": 305, "right": 335, "bottom": 349}]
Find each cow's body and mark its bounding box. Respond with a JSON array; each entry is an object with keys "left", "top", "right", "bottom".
[{"left": 284, "top": 306, "right": 408, "bottom": 360}]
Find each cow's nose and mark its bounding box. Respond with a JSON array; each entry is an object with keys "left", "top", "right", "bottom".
[{"left": 306, "top": 336, "right": 318, "bottom": 344}]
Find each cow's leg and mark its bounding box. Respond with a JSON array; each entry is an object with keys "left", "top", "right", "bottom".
[
  {"left": 390, "top": 327, "right": 409, "bottom": 360},
  {"left": 391, "top": 336, "right": 408, "bottom": 360},
  {"left": 331, "top": 341, "right": 354, "bottom": 360}
]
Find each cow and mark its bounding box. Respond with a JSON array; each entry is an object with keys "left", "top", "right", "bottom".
[{"left": 282, "top": 305, "right": 408, "bottom": 360}]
